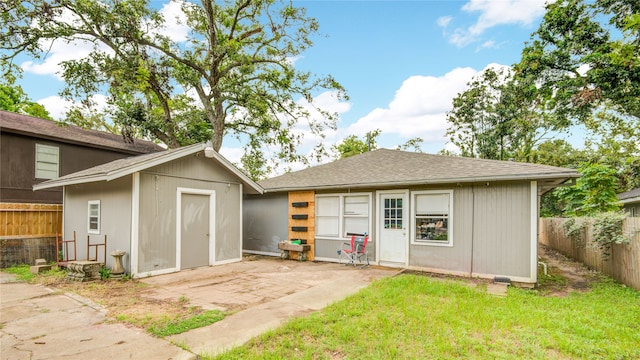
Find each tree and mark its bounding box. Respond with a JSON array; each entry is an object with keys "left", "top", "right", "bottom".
[
  {"left": 333, "top": 129, "right": 380, "bottom": 159},
  {"left": 516, "top": 0, "right": 639, "bottom": 161},
  {"left": 555, "top": 163, "right": 621, "bottom": 216},
  {"left": 1, "top": 0, "right": 346, "bottom": 171},
  {"left": 396, "top": 137, "right": 424, "bottom": 153},
  {"left": 446, "top": 67, "right": 565, "bottom": 161},
  {"left": 0, "top": 83, "right": 52, "bottom": 119}
]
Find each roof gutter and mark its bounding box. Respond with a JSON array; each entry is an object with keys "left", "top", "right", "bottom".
[{"left": 261, "top": 172, "right": 581, "bottom": 193}]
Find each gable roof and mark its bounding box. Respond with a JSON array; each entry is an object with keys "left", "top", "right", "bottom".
[
  {"left": 618, "top": 187, "right": 640, "bottom": 204},
  {"left": 0, "top": 110, "right": 163, "bottom": 154},
  {"left": 33, "top": 142, "right": 263, "bottom": 195},
  {"left": 259, "top": 149, "right": 580, "bottom": 192}
]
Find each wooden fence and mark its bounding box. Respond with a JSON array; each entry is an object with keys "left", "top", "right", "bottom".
[
  {"left": 0, "top": 203, "right": 62, "bottom": 267},
  {"left": 539, "top": 217, "right": 640, "bottom": 291}
]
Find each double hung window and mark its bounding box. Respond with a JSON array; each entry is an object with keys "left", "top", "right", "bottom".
[
  {"left": 35, "top": 144, "right": 59, "bottom": 179},
  {"left": 412, "top": 190, "right": 453, "bottom": 246},
  {"left": 316, "top": 194, "right": 371, "bottom": 238}
]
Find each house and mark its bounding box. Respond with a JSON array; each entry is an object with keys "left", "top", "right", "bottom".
[
  {"left": 33, "top": 143, "right": 263, "bottom": 277},
  {"left": 243, "top": 149, "right": 580, "bottom": 285},
  {"left": 619, "top": 188, "right": 640, "bottom": 217},
  {"left": 0, "top": 110, "right": 163, "bottom": 204}
]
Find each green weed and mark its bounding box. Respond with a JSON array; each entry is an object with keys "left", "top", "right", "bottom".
[{"left": 148, "top": 310, "right": 226, "bottom": 337}]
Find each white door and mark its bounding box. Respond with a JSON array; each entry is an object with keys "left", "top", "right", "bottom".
[{"left": 378, "top": 191, "right": 408, "bottom": 265}]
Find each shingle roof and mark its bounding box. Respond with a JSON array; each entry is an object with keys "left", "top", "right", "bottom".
[
  {"left": 0, "top": 110, "right": 163, "bottom": 154},
  {"left": 259, "top": 149, "right": 581, "bottom": 192},
  {"left": 618, "top": 187, "right": 640, "bottom": 203},
  {"left": 33, "top": 143, "right": 263, "bottom": 195}
]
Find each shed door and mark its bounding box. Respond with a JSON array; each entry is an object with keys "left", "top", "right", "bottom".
[
  {"left": 378, "top": 191, "right": 408, "bottom": 266},
  {"left": 180, "top": 193, "right": 211, "bottom": 269}
]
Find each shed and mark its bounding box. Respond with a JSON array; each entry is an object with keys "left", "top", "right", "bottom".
[
  {"left": 34, "top": 143, "right": 263, "bottom": 277},
  {"left": 618, "top": 187, "right": 640, "bottom": 217},
  {"left": 243, "top": 149, "right": 580, "bottom": 285}
]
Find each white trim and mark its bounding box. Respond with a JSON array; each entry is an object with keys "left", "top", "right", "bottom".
[
  {"left": 410, "top": 190, "right": 454, "bottom": 247},
  {"left": 176, "top": 187, "right": 216, "bottom": 270},
  {"left": 530, "top": 180, "right": 538, "bottom": 283},
  {"left": 213, "top": 258, "right": 240, "bottom": 266},
  {"left": 238, "top": 183, "right": 243, "bottom": 261},
  {"left": 87, "top": 200, "right": 101, "bottom": 234},
  {"left": 404, "top": 265, "right": 536, "bottom": 285},
  {"left": 33, "top": 142, "right": 264, "bottom": 194},
  {"left": 376, "top": 189, "right": 409, "bottom": 267},
  {"left": 130, "top": 172, "right": 140, "bottom": 276},
  {"left": 133, "top": 267, "right": 178, "bottom": 279}
]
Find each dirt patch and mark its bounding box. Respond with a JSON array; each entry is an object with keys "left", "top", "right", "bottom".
[
  {"left": 38, "top": 276, "right": 210, "bottom": 332},
  {"left": 536, "top": 244, "right": 600, "bottom": 296}
]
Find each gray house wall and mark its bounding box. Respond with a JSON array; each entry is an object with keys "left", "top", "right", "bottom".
[
  {"left": 243, "top": 193, "right": 288, "bottom": 255},
  {"left": 250, "top": 181, "right": 536, "bottom": 283},
  {"left": 408, "top": 182, "right": 533, "bottom": 281},
  {"left": 137, "top": 155, "right": 242, "bottom": 274},
  {"left": 63, "top": 176, "right": 133, "bottom": 271}
]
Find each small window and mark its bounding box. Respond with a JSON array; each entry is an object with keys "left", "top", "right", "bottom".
[
  {"left": 412, "top": 191, "right": 453, "bottom": 246},
  {"left": 35, "top": 144, "right": 59, "bottom": 179},
  {"left": 88, "top": 200, "right": 100, "bottom": 234}
]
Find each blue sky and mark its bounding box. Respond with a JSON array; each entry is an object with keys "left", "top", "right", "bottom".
[{"left": 13, "top": 0, "right": 559, "bottom": 168}]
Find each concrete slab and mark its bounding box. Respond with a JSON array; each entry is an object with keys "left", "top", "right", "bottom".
[
  {"left": 0, "top": 282, "right": 193, "bottom": 360},
  {"left": 1, "top": 257, "right": 400, "bottom": 359}
]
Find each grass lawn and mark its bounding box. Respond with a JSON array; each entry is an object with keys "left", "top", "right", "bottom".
[{"left": 211, "top": 274, "right": 640, "bottom": 359}]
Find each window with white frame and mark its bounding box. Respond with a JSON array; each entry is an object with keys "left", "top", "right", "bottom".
[
  {"left": 35, "top": 144, "right": 59, "bottom": 179},
  {"left": 412, "top": 190, "right": 453, "bottom": 246},
  {"left": 88, "top": 200, "right": 101, "bottom": 234},
  {"left": 316, "top": 194, "right": 371, "bottom": 238}
]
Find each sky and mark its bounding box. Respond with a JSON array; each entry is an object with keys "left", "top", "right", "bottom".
[{"left": 13, "top": 0, "right": 560, "bottom": 170}]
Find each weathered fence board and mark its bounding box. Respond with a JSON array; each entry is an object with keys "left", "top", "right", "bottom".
[
  {"left": 539, "top": 217, "right": 640, "bottom": 291},
  {"left": 0, "top": 203, "right": 63, "bottom": 267}
]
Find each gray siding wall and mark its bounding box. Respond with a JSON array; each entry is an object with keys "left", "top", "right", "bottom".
[
  {"left": 471, "top": 182, "right": 532, "bottom": 278},
  {"left": 410, "top": 182, "right": 532, "bottom": 279},
  {"left": 243, "top": 193, "right": 288, "bottom": 254},
  {"left": 63, "top": 176, "right": 132, "bottom": 271},
  {"left": 137, "top": 154, "right": 242, "bottom": 273},
  {"left": 409, "top": 186, "right": 473, "bottom": 273}
]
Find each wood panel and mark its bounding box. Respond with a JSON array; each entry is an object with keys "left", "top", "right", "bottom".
[
  {"left": 540, "top": 217, "right": 640, "bottom": 291},
  {"left": 0, "top": 203, "right": 62, "bottom": 238},
  {"left": 288, "top": 191, "right": 315, "bottom": 260}
]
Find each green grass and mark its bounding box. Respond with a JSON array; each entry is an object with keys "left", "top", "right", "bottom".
[
  {"left": 147, "top": 309, "right": 226, "bottom": 337},
  {"left": 210, "top": 275, "right": 640, "bottom": 360},
  {"left": 3, "top": 264, "right": 66, "bottom": 282}
]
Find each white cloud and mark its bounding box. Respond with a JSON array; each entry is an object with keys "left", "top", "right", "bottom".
[
  {"left": 21, "top": 40, "right": 96, "bottom": 79},
  {"left": 152, "top": 0, "right": 191, "bottom": 42},
  {"left": 37, "top": 96, "right": 74, "bottom": 120},
  {"left": 436, "top": 16, "right": 453, "bottom": 28},
  {"left": 37, "top": 94, "right": 109, "bottom": 121},
  {"left": 343, "top": 67, "right": 480, "bottom": 149},
  {"left": 445, "top": 0, "right": 552, "bottom": 47}
]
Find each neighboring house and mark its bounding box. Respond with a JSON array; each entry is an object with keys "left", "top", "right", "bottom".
[
  {"left": 244, "top": 149, "right": 580, "bottom": 285},
  {"left": 34, "top": 143, "right": 262, "bottom": 277},
  {"left": 618, "top": 188, "right": 640, "bottom": 217},
  {"left": 0, "top": 110, "right": 162, "bottom": 204}
]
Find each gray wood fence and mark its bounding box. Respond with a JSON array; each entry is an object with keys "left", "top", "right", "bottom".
[{"left": 539, "top": 217, "right": 640, "bottom": 291}]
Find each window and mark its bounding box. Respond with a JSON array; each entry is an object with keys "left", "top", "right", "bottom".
[
  {"left": 35, "top": 144, "right": 59, "bottom": 179},
  {"left": 88, "top": 200, "right": 100, "bottom": 234},
  {"left": 383, "top": 197, "right": 403, "bottom": 229},
  {"left": 412, "top": 190, "right": 453, "bottom": 246},
  {"left": 316, "top": 194, "right": 371, "bottom": 238}
]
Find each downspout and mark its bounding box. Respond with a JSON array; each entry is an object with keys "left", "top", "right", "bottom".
[{"left": 469, "top": 185, "right": 475, "bottom": 278}]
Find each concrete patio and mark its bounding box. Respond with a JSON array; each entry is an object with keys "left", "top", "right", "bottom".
[{"left": 1, "top": 257, "right": 400, "bottom": 359}]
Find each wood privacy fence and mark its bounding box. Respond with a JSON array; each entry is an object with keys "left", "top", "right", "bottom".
[
  {"left": 539, "top": 217, "right": 640, "bottom": 291},
  {"left": 0, "top": 203, "right": 62, "bottom": 267}
]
